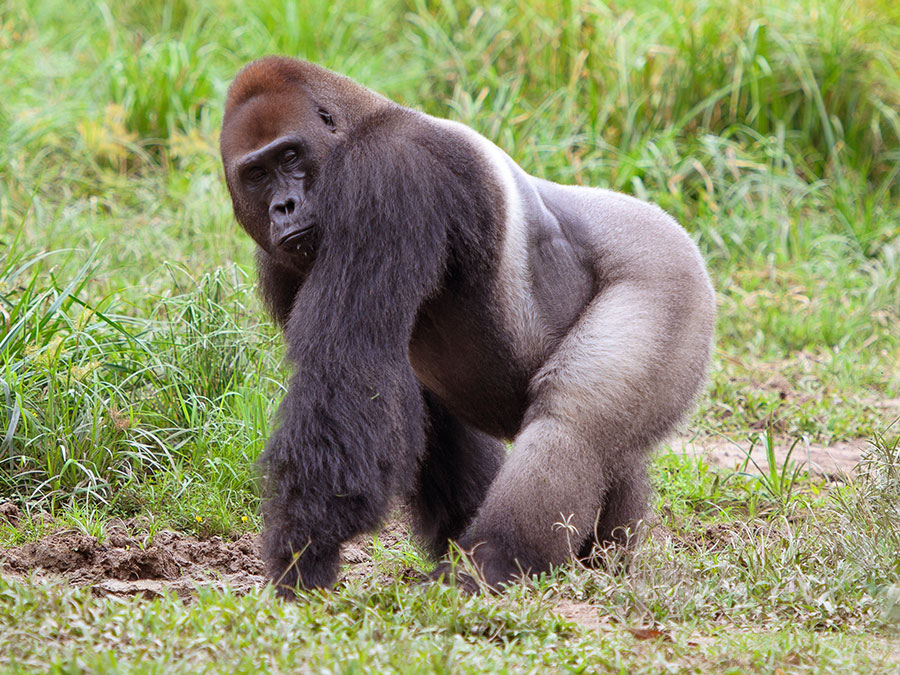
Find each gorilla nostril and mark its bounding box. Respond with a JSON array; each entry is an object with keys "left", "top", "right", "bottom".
[{"left": 272, "top": 198, "right": 297, "bottom": 218}]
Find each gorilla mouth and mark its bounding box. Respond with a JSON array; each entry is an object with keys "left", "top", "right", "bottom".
[{"left": 278, "top": 226, "right": 315, "bottom": 252}]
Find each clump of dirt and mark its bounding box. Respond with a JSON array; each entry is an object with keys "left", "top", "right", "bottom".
[
  {"left": 1, "top": 524, "right": 266, "bottom": 598},
  {"left": 0, "top": 517, "right": 416, "bottom": 598},
  {"left": 0, "top": 501, "right": 20, "bottom": 527}
]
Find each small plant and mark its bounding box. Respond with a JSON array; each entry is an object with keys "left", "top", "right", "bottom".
[{"left": 745, "top": 424, "right": 807, "bottom": 509}]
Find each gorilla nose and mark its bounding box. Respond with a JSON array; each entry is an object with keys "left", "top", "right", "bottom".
[
  {"left": 270, "top": 195, "right": 312, "bottom": 250},
  {"left": 270, "top": 196, "right": 298, "bottom": 223}
]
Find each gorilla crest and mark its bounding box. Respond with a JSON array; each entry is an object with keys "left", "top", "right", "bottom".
[{"left": 219, "top": 56, "right": 715, "bottom": 596}]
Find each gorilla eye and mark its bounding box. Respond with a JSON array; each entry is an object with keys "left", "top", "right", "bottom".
[
  {"left": 281, "top": 149, "right": 300, "bottom": 168},
  {"left": 246, "top": 166, "right": 267, "bottom": 185},
  {"left": 318, "top": 108, "right": 336, "bottom": 131}
]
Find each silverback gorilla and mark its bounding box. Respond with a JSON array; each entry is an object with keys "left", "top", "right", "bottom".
[{"left": 220, "top": 57, "right": 715, "bottom": 597}]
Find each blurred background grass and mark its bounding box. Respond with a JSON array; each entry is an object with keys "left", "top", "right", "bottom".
[{"left": 0, "top": 0, "right": 898, "bottom": 527}]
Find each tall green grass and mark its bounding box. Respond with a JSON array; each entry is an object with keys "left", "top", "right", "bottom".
[
  {"left": 1, "top": 0, "right": 898, "bottom": 516},
  {"left": 0, "top": 237, "right": 276, "bottom": 527}
]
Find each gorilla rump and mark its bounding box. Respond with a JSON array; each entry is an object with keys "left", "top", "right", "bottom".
[{"left": 219, "top": 57, "right": 715, "bottom": 596}]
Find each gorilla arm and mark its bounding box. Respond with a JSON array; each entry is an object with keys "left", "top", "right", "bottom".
[{"left": 259, "top": 112, "right": 464, "bottom": 594}]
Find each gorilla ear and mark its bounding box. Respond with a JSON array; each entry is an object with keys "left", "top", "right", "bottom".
[{"left": 317, "top": 108, "right": 336, "bottom": 132}]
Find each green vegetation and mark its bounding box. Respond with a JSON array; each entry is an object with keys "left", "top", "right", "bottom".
[
  {"left": 2, "top": 436, "right": 900, "bottom": 671},
  {"left": 1, "top": 0, "right": 898, "bottom": 671}
]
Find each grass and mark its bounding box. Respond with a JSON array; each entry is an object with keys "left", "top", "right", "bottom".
[
  {"left": 1, "top": 0, "right": 899, "bottom": 670},
  {"left": 0, "top": 580, "right": 895, "bottom": 673},
  {"left": 2, "top": 435, "right": 899, "bottom": 671}
]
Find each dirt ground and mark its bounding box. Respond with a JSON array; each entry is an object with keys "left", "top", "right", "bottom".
[
  {"left": 0, "top": 520, "right": 266, "bottom": 598},
  {"left": 671, "top": 436, "right": 868, "bottom": 480},
  {"left": 0, "top": 437, "right": 870, "bottom": 598},
  {"left": 0, "top": 509, "right": 416, "bottom": 599}
]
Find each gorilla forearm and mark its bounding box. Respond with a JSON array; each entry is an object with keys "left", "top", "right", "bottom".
[
  {"left": 260, "top": 277, "right": 430, "bottom": 591},
  {"left": 260, "top": 365, "right": 423, "bottom": 592}
]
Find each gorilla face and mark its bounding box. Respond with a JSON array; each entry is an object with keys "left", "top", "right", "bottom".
[
  {"left": 234, "top": 134, "right": 318, "bottom": 265},
  {"left": 221, "top": 84, "right": 346, "bottom": 274}
]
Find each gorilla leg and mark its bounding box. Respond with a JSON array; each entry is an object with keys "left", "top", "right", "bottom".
[
  {"left": 458, "top": 282, "right": 709, "bottom": 587},
  {"left": 408, "top": 392, "right": 506, "bottom": 558}
]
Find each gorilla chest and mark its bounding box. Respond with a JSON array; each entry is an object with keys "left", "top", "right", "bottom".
[{"left": 408, "top": 293, "right": 530, "bottom": 440}]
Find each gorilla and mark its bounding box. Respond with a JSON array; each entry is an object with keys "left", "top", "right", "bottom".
[{"left": 219, "top": 57, "right": 715, "bottom": 596}]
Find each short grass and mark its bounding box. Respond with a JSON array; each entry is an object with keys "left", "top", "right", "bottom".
[
  {"left": 2, "top": 580, "right": 893, "bottom": 673},
  {"left": 3, "top": 435, "right": 900, "bottom": 671},
  {"left": 1, "top": 0, "right": 899, "bottom": 671}
]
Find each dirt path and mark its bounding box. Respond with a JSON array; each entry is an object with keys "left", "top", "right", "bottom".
[{"left": 670, "top": 436, "right": 869, "bottom": 480}]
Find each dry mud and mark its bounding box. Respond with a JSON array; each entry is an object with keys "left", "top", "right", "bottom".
[{"left": 0, "top": 514, "right": 415, "bottom": 599}]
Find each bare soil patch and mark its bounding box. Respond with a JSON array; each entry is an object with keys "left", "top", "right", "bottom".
[
  {"left": 553, "top": 599, "right": 611, "bottom": 631},
  {"left": 1, "top": 524, "right": 266, "bottom": 598},
  {"left": 0, "top": 516, "right": 415, "bottom": 598},
  {"left": 670, "top": 436, "right": 869, "bottom": 480}
]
